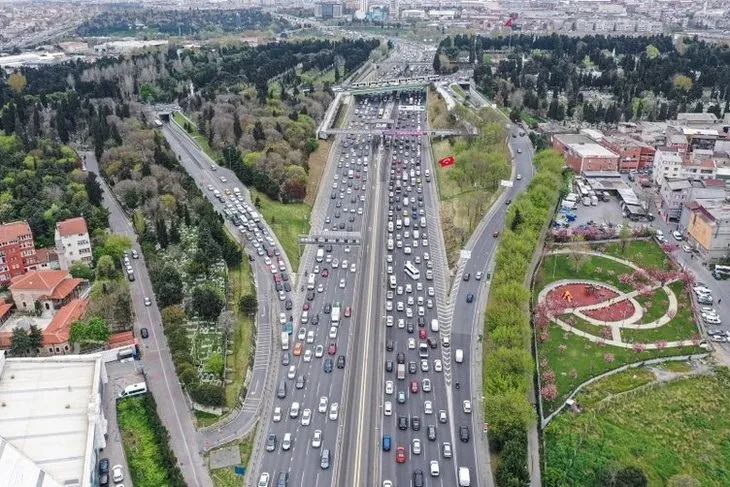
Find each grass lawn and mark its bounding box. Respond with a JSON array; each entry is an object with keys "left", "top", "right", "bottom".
[
  {"left": 225, "top": 256, "right": 256, "bottom": 409},
  {"left": 450, "top": 83, "right": 465, "bottom": 98},
  {"left": 117, "top": 397, "right": 176, "bottom": 487},
  {"left": 634, "top": 287, "right": 670, "bottom": 324},
  {"left": 210, "top": 435, "right": 255, "bottom": 487},
  {"left": 544, "top": 373, "right": 730, "bottom": 486},
  {"left": 173, "top": 112, "right": 220, "bottom": 161},
  {"left": 305, "top": 138, "right": 333, "bottom": 206},
  {"left": 535, "top": 253, "right": 636, "bottom": 294},
  {"left": 621, "top": 281, "right": 699, "bottom": 344},
  {"left": 250, "top": 189, "right": 310, "bottom": 270},
  {"left": 602, "top": 239, "right": 673, "bottom": 270},
  {"left": 576, "top": 367, "right": 656, "bottom": 408},
  {"left": 538, "top": 325, "right": 703, "bottom": 415},
  {"left": 194, "top": 410, "right": 221, "bottom": 428}
]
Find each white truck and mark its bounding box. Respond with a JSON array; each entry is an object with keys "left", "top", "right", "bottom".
[
  {"left": 458, "top": 467, "right": 471, "bottom": 486},
  {"left": 281, "top": 332, "right": 289, "bottom": 351},
  {"left": 316, "top": 248, "right": 324, "bottom": 262}
]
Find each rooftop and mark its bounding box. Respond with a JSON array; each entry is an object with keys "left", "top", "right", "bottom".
[
  {"left": 569, "top": 142, "right": 619, "bottom": 159},
  {"left": 55, "top": 217, "right": 88, "bottom": 238},
  {"left": 554, "top": 133, "right": 595, "bottom": 146},
  {"left": 0, "top": 221, "right": 32, "bottom": 245},
  {"left": 665, "top": 179, "right": 692, "bottom": 191},
  {"left": 0, "top": 352, "right": 104, "bottom": 487}
]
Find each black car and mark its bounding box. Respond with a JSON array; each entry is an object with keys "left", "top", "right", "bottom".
[
  {"left": 386, "top": 339, "right": 394, "bottom": 351},
  {"left": 285, "top": 299, "right": 292, "bottom": 310},
  {"left": 281, "top": 273, "right": 289, "bottom": 281},
  {"left": 266, "top": 433, "right": 277, "bottom": 451},
  {"left": 326, "top": 244, "right": 333, "bottom": 252},
  {"left": 324, "top": 359, "right": 333, "bottom": 373},
  {"left": 396, "top": 352, "right": 405, "bottom": 364},
  {"left": 406, "top": 321, "right": 414, "bottom": 334},
  {"left": 277, "top": 472, "right": 289, "bottom": 487},
  {"left": 417, "top": 317, "right": 425, "bottom": 327},
  {"left": 411, "top": 415, "right": 421, "bottom": 431},
  {"left": 459, "top": 425, "right": 470, "bottom": 442},
  {"left": 275, "top": 282, "right": 283, "bottom": 292},
  {"left": 427, "top": 337, "right": 437, "bottom": 349},
  {"left": 385, "top": 360, "right": 394, "bottom": 373},
  {"left": 408, "top": 361, "right": 417, "bottom": 374},
  {"left": 307, "top": 290, "right": 315, "bottom": 301},
  {"left": 99, "top": 458, "right": 110, "bottom": 475},
  {"left": 282, "top": 352, "right": 290, "bottom": 366},
  {"left": 398, "top": 415, "right": 409, "bottom": 430},
  {"left": 463, "top": 272, "right": 471, "bottom": 281},
  {"left": 428, "top": 425, "right": 437, "bottom": 441},
  {"left": 324, "top": 303, "right": 332, "bottom": 314},
  {"left": 311, "top": 313, "right": 320, "bottom": 326},
  {"left": 413, "top": 469, "right": 425, "bottom": 487},
  {"left": 337, "top": 355, "right": 346, "bottom": 368},
  {"left": 284, "top": 282, "right": 292, "bottom": 292},
  {"left": 140, "top": 328, "right": 149, "bottom": 339},
  {"left": 466, "top": 293, "right": 474, "bottom": 303}
]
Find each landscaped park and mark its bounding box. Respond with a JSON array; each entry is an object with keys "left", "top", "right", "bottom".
[{"left": 534, "top": 239, "right": 730, "bottom": 486}]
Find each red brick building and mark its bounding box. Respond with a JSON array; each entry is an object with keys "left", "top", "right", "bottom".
[
  {"left": 564, "top": 143, "right": 620, "bottom": 173},
  {"left": 600, "top": 134, "right": 656, "bottom": 171},
  {"left": 0, "top": 221, "right": 38, "bottom": 286}
]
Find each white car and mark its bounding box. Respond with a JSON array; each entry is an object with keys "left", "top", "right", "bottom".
[
  {"left": 430, "top": 460, "right": 440, "bottom": 477},
  {"left": 384, "top": 401, "right": 393, "bottom": 416},
  {"left": 319, "top": 396, "right": 329, "bottom": 413},
  {"left": 385, "top": 380, "right": 394, "bottom": 395},
  {"left": 412, "top": 438, "right": 422, "bottom": 455},
  {"left": 329, "top": 326, "right": 338, "bottom": 339},
  {"left": 112, "top": 465, "right": 124, "bottom": 483},
  {"left": 422, "top": 378, "right": 431, "bottom": 392},
  {"left": 386, "top": 316, "right": 394, "bottom": 327},
  {"left": 339, "top": 278, "right": 346, "bottom": 289},
  {"left": 307, "top": 331, "right": 315, "bottom": 344},
  {"left": 312, "top": 429, "right": 323, "bottom": 448},
  {"left": 273, "top": 406, "right": 282, "bottom": 422},
  {"left": 350, "top": 263, "right": 357, "bottom": 273},
  {"left": 297, "top": 328, "right": 307, "bottom": 341},
  {"left": 258, "top": 473, "right": 270, "bottom": 487},
  {"left": 287, "top": 365, "right": 296, "bottom": 379},
  {"left": 434, "top": 359, "right": 442, "bottom": 372},
  {"left": 428, "top": 287, "right": 435, "bottom": 297},
  {"left": 408, "top": 338, "right": 416, "bottom": 349},
  {"left": 424, "top": 401, "right": 433, "bottom": 414},
  {"left": 386, "top": 301, "right": 393, "bottom": 312},
  {"left": 329, "top": 403, "right": 339, "bottom": 421},
  {"left": 315, "top": 345, "right": 324, "bottom": 358},
  {"left": 290, "top": 402, "right": 300, "bottom": 418},
  {"left": 463, "top": 400, "right": 472, "bottom": 413},
  {"left": 144, "top": 297, "right": 151, "bottom": 307},
  {"left": 302, "top": 408, "right": 312, "bottom": 426}
]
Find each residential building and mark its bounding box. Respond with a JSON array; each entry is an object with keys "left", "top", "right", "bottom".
[
  {"left": 0, "top": 351, "right": 108, "bottom": 487},
  {"left": 682, "top": 150, "right": 717, "bottom": 180},
  {"left": 659, "top": 179, "right": 692, "bottom": 221},
  {"left": 551, "top": 133, "right": 596, "bottom": 155},
  {"left": 653, "top": 147, "right": 683, "bottom": 185},
  {"left": 675, "top": 112, "right": 718, "bottom": 127},
  {"left": 9, "top": 269, "right": 86, "bottom": 317},
  {"left": 314, "top": 1, "right": 344, "bottom": 18},
  {"left": 686, "top": 201, "right": 730, "bottom": 262},
  {"left": 35, "top": 248, "right": 60, "bottom": 270},
  {"left": 600, "top": 134, "right": 656, "bottom": 171},
  {"left": 679, "top": 180, "right": 727, "bottom": 230},
  {"left": 0, "top": 221, "right": 38, "bottom": 286},
  {"left": 55, "top": 217, "right": 92, "bottom": 270}
]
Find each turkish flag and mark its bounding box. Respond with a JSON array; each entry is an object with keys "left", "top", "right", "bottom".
[
  {"left": 438, "top": 156, "right": 455, "bottom": 167},
  {"left": 504, "top": 18, "right": 513, "bottom": 28}
]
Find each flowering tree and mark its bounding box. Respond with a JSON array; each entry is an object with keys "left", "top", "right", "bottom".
[
  {"left": 655, "top": 339, "right": 668, "bottom": 350},
  {"left": 678, "top": 270, "right": 696, "bottom": 291},
  {"left": 633, "top": 343, "right": 646, "bottom": 353},
  {"left": 539, "top": 358, "right": 549, "bottom": 369},
  {"left": 558, "top": 344, "right": 567, "bottom": 354},
  {"left": 542, "top": 369, "right": 556, "bottom": 383},
  {"left": 601, "top": 326, "right": 613, "bottom": 339},
  {"left": 540, "top": 383, "right": 558, "bottom": 401},
  {"left": 667, "top": 309, "right": 676, "bottom": 319},
  {"left": 661, "top": 242, "right": 679, "bottom": 254},
  {"left": 537, "top": 331, "right": 549, "bottom": 343},
  {"left": 619, "top": 273, "right": 634, "bottom": 285},
  {"left": 603, "top": 353, "right": 615, "bottom": 363}
]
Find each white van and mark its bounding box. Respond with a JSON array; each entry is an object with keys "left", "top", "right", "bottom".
[
  {"left": 233, "top": 187, "right": 241, "bottom": 195},
  {"left": 458, "top": 467, "right": 471, "bottom": 486},
  {"left": 420, "top": 217, "right": 426, "bottom": 228},
  {"left": 307, "top": 274, "right": 316, "bottom": 290},
  {"left": 316, "top": 248, "right": 324, "bottom": 262},
  {"left": 455, "top": 349, "right": 464, "bottom": 363},
  {"left": 388, "top": 221, "right": 394, "bottom": 232},
  {"left": 387, "top": 239, "right": 394, "bottom": 251},
  {"left": 281, "top": 332, "right": 289, "bottom": 351},
  {"left": 118, "top": 382, "right": 147, "bottom": 398},
  {"left": 404, "top": 217, "right": 411, "bottom": 228},
  {"left": 430, "top": 319, "right": 439, "bottom": 333}
]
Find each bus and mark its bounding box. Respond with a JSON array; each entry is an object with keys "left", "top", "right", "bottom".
[
  {"left": 713, "top": 265, "right": 730, "bottom": 280},
  {"left": 404, "top": 261, "right": 420, "bottom": 281}
]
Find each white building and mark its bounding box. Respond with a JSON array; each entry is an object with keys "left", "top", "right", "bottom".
[
  {"left": 55, "top": 217, "right": 92, "bottom": 270},
  {"left": 652, "top": 148, "right": 683, "bottom": 185},
  {"left": 0, "top": 351, "right": 108, "bottom": 487}
]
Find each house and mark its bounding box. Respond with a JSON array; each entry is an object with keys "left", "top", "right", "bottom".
[
  {"left": 679, "top": 181, "right": 727, "bottom": 230},
  {"left": 659, "top": 179, "right": 692, "bottom": 222},
  {"left": 34, "top": 248, "right": 60, "bottom": 270},
  {"left": 686, "top": 201, "right": 730, "bottom": 262},
  {"left": 681, "top": 150, "right": 717, "bottom": 181},
  {"left": 0, "top": 221, "right": 38, "bottom": 286},
  {"left": 0, "top": 351, "right": 107, "bottom": 487},
  {"left": 9, "top": 270, "right": 86, "bottom": 317},
  {"left": 55, "top": 217, "right": 92, "bottom": 269}
]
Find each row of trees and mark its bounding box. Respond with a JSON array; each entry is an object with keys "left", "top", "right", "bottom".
[{"left": 483, "top": 150, "right": 565, "bottom": 484}]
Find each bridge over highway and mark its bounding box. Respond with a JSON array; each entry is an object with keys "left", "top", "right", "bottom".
[{"left": 322, "top": 128, "right": 477, "bottom": 137}]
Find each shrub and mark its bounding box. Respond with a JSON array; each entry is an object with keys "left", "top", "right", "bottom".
[{"left": 190, "top": 383, "right": 225, "bottom": 407}]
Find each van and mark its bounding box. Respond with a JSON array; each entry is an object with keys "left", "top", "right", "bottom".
[
  {"left": 301, "top": 311, "right": 309, "bottom": 324},
  {"left": 277, "top": 380, "right": 287, "bottom": 399},
  {"left": 455, "top": 349, "right": 464, "bottom": 363},
  {"left": 281, "top": 332, "right": 289, "bottom": 351},
  {"left": 316, "top": 248, "right": 324, "bottom": 262},
  {"left": 404, "top": 217, "right": 411, "bottom": 228},
  {"left": 403, "top": 197, "right": 409, "bottom": 206},
  {"left": 458, "top": 467, "right": 471, "bottom": 486},
  {"left": 307, "top": 274, "right": 316, "bottom": 290},
  {"left": 397, "top": 363, "right": 406, "bottom": 380},
  {"left": 430, "top": 319, "right": 439, "bottom": 333},
  {"left": 118, "top": 382, "right": 147, "bottom": 398}
]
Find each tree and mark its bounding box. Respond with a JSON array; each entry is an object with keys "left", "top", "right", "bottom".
[
  {"left": 10, "top": 327, "right": 31, "bottom": 356},
  {"left": 599, "top": 466, "right": 648, "bottom": 487},
  {"left": 28, "top": 325, "right": 43, "bottom": 353},
  {"left": 233, "top": 114, "right": 242, "bottom": 142},
  {"left": 69, "top": 262, "right": 94, "bottom": 280},
  {"left": 69, "top": 316, "right": 111, "bottom": 346},
  {"left": 98, "top": 234, "right": 132, "bottom": 263},
  {"left": 672, "top": 74, "right": 693, "bottom": 93},
  {"left": 511, "top": 208, "right": 524, "bottom": 231},
  {"left": 239, "top": 293, "right": 258, "bottom": 314},
  {"left": 433, "top": 51, "right": 441, "bottom": 73},
  {"left": 189, "top": 383, "right": 225, "bottom": 407},
  {"left": 252, "top": 121, "right": 265, "bottom": 142},
  {"left": 150, "top": 264, "right": 184, "bottom": 307},
  {"left": 190, "top": 285, "right": 224, "bottom": 321},
  {"left": 645, "top": 44, "right": 659, "bottom": 59},
  {"left": 95, "top": 255, "right": 117, "bottom": 280},
  {"left": 85, "top": 172, "right": 104, "bottom": 207},
  {"left": 619, "top": 221, "right": 632, "bottom": 254},
  {"left": 206, "top": 353, "right": 224, "bottom": 377},
  {"left": 7, "top": 71, "right": 27, "bottom": 95},
  {"left": 155, "top": 217, "right": 169, "bottom": 249}
]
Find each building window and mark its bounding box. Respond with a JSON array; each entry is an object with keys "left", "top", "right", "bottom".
[
  {"left": 48, "top": 347, "right": 53, "bottom": 353},
  {"left": 22, "top": 301, "right": 27, "bottom": 308},
  {"left": 55, "top": 347, "right": 60, "bottom": 352},
  {"left": 45, "top": 303, "right": 50, "bottom": 310},
  {"left": 64, "top": 345, "right": 69, "bottom": 351}
]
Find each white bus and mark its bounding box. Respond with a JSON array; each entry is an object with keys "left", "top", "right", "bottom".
[{"left": 404, "top": 261, "right": 420, "bottom": 280}]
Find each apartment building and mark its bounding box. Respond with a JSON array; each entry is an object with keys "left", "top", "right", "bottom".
[
  {"left": 0, "top": 221, "right": 38, "bottom": 286},
  {"left": 55, "top": 217, "right": 92, "bottom": 270},
  {"left": 687, "top": 201, "right": 730, "bottom": 262}
]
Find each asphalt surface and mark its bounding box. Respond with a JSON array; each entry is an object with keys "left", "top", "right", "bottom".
[
  {"left": 160, "top": 123, "right": 280, "bottom": 452},
  {"left": 82, "top": 151, "right": 213, "bottom": 487}
]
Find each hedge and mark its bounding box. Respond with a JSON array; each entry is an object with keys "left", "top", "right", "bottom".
[{"left": 483, "top": 149, "right": 564, "bottom": 482}]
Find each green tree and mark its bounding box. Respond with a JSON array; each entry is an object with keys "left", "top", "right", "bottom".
[
  {"left": 619, "top": 221, "right": 632, "bottom": 254},
  {"left": 85, "top": 172, "right": 104, "bottom": 207},
  {"left": 190, "top": 383, "right": 225, "bottom": 407},
  {"left": 252, "top": 121, "right": 265, "bottom": 142},
  {"left": 95, "top": 255, "right": 117, "bottom": 280},
  {"left": 161, "top": 305, "right": 186, "bottom": 327},
  {"left": 98, "top": 234, "right": 132, "bottom": 263},
  {"left": 28, "top": 325, "right": 43, "bottom": 353},
  {"left": 206, "top": 353, "right": 224, "bottom": 377},
  {"left": 191, "top": 285, "right": 224, "bottom": 321},
  {"left": 10, "top": 327, "right": 31, "bottom": 356},
  {"left": 150, "top": 264, "right": 184, "bottom": 307},
  {"left": 233, "top": 114, "right": 242, "bottom": 142},
  {"left": 69, "top": 316, "right": 111, "bottom": 346},
  {"left": 510, "top": 208, "right": 524, "bottom": 232},
  {"left": 645, "top": 44, "right": 659, "bottom": 59},
  {"left": 69, "top": 262, "right": 94, "bottom": 280},
  {"left": 239, "top": 293, "right": 258, "bottom": 314}
]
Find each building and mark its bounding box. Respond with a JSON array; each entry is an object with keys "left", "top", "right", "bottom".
[
  {"left": 552, "top": 133, "right": 596, "bottom": 155},
  {"left": 565, "top": 143, "right": 620, "bottom": 173},
  {"left": 659, "top": 179, "right": 692, "bottom": 222},
  {"left": 34, "top": 248, "right": 60, "bottom": 270},
  {"left": 653, "top": 147, "right": 683, "bottom": 185},
  {"left": 679, "top": 181, "right": 727, "bottom": 230},
  {"left": 675, "top": 112, "right": 718, "bottom": 127},
  {"left": 0, "top": 221, "right": 38, "bottom": 286},
  {"left": 687, "top": 201, "right": 730, "bottom": 262},
  {"left": 0, "top": 351, "right": 107, "bottom": 487},
  {"left": 9, "top": 270, "right": 85, "bottom": 316},
  {"left": 600, "top": 134, "right": 656, "bottom": 171},
  {"left": 55, "top": 217, "right": 92, "bottom": 270},
  {"left": 314, "top": 1, "right": 344, "bottom": 18}
]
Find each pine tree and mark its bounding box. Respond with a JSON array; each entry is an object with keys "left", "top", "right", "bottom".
[
  {"left": 156, "top": 218, "right": 169, "bottom": 249},
  {"left": 511, "top": 209, "right": 524, "bottom": 231},
  {"left": 233, "top": 114, "right": 242, "bottom": 142}
]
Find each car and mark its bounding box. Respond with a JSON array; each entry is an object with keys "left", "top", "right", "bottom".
[
  {"left": 385, "top": 360, "right": 394, "bottom": 372},
  {"left": 131, "top": 250, "right": 139, "bottom": 259},
  {"left": 339, "top": 278, "right": 346, "bottom": 288},
  {"left": 320, "top": 449, "right": 331, "bottom": 470},
  {"left": 517, "top": 174, "right": 522, "bottom": 180},
  {"left": 266, "top": 433, "right": 277, "bottom": 451},
  {"left": 258, "top": 473, "right": 270, "bottom": 487},
  {"left": 329, "top": 403, "right": 339, "bottom": 420},
  {"left": 140, "top": 327, "right": 149, "bottom": 339},
  {"left": 282, "top": 433, "right": 292, "bottom": 451},
  {"left": 438, "top": 410, "right": 448, "bottom": 423},
  {"left": 292, "top": 342, "right": 303, "bottom": 357},
  {"left": 442, "top": 442, "right": 452, "bottom": 459},
  {"left": 295, "top": 375, "right": 306, "bottom": 389},
  {"left": 476, "top": 271, "right": 483, "bottom": 280},
  {"left": 98, "top": 458, "right": 110, "bottom": 476},
  {"left": 328, "top": 342, "right": 337, "bottom": 355},
  {"left": 315, "top": 344, "right": 324, "bottom": 358},
  {"left": 493, "top": 230, "right": 500, "bottom": 238},
  {"left": 312, "top": 429, "right": 323, "bottom": 448},
  {"left": 323, "top": 358, "right": 333, "bottom": 373},
  {"left": 302, "top": 408, "right": 312, "bottom": 426},
  {"left": 220, "top": 176, "right": 227, "bottom": 183},
  {"left": 459, "top": 425, "right": 470, "bottom": 442},
  {"left": 466, "top": 293, "right": 474, "bottom": 303},
  {"left": 424, "top": 400, "right": 433, "bottom": 414},
  {"left": 463, "top": 272, "right": 470, "bottom": 281},
  {"left": 277, "top": 472, "right": 288, "bottom": 487},
  {"left": 412, "top": 438, "right": 422, "bottom": 455},
  {"left": 398, "top": 415, "right": 409, "bottom": 430},
  {"left": 413, "top": 469, "right": 425, "bottom": 487},
  {"left": 396, "top": 446, "right": 407, "bottom": 463},
  {"left": 410, "top": 380, "right": 419, "bottom": 393},
  {"left": 344, "top": 306, "right": 352, "bottom": 318},
  {"left": 672, "top": 230, "right": 683, "bottom": 241},
  {"left": 463, "top": 400, "right": 472, "bottom": 413},
  {"left": 397, "top": 390, "right": 406, "bottom": 404},
  {"left": 112, "top": 465, "right": 124, "bottom": 483},
  {"left": 144, "top": 297, "right": 151, "bottom": 306},
  {"left": 383, "top": 434, "right": 392, "bottom": 452},
  {"left": 682, "top": 244, "right": 692, "bottom": 253},
  {"left": 273, "top": 407, "right": 282, "bottom": 422},
  {"left": 430, "top": 460, "right": 440, "bottom": 477}
]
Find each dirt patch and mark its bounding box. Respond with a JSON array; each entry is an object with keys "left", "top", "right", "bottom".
[{"left": 305, "top": 139, "right": 333, "bottom": 206}]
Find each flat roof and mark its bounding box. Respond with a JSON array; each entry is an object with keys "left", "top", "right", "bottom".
[
  {"left": 0, "top": 354, "right": 103, "bottom": 487},
  {"left": 569, "top": 143, "right": 618, "bottom": 158},
  {"left": 617, "top": 188, "right": 641, "bottom": 205}
]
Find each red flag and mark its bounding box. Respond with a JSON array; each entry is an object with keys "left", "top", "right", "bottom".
[
  {"left": 504, "top": 18, "right": 513, "bottom": 28},
  {"left": 438, "top": 156, "right": 455, "bottom": 167}
]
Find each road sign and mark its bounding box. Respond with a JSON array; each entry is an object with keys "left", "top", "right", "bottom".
[
  {"left": 500, "top": 180, "right": 514, "bottom": 187},
  {"left": 234, "top": 466, "right": 246, "bottom": 475}
]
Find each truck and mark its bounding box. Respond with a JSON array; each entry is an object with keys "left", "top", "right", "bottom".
[
  {"left": 281, "top": 331, "right": 289, "bottom": 351},
  {"left": 307, "top": 273, "right": 316, "bottom": 290},
  {"left": 590, "top": 194, "right": 598, "bottom": 206},
  {"left": 331, "top": 302, "right": 341, "bottom": 324},
  {"left": 397, "top": 363, "right": 406, "bottom": 380}
]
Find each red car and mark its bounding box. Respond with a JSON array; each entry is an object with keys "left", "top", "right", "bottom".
[
  {"left": 328, "top": 342, "right": 337, "bottom": 355},
  {"left": 321, "top": 268, "right": 329, "bottom": 277},
  {"left": 273, "top": 273, "right": 281, "bottom": 283},
  {"left": 419, "top": 328, "right": 426, "bottom": 340},
  {"left": 410, "top": 380, "right": 419, "bottom": 393},
  {"left": 303, "top": 302, "right": 310, "bottom": 311},
  {"left": 395, "top": 446, "right": 407, "bottom": 464},
  {"left": 344, "top": 306, "right": 351, "bottom": 318}
]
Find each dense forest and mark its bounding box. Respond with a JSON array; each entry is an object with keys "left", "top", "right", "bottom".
[
  {"left": 77, "top": 8, "right": 291, "bottom": 37},
  {"left": 436, "top": 33, "right": 730, "bottom": 125}
]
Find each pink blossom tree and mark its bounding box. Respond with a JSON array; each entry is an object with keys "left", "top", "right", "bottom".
[
  {"left": 678, "top": 270, "right": 696, "bottom": 291},
  {"left": 619, "top": 273, "right": 634, "bottom": 285},
  {"left": 603, "top": 353, "right": 615, "bottom": 363},
  {"left": 655, "top": 340, "right": 668, "bottom": 350},
  {"left": 691, "top": 334, "right": 701, "bottom": 346},
  {"left": 542, "top": 369, "right": 556, "bottom": 383},
  {"left": 601, "top": 326, "right": 613, "bottom": 339},
  {"left": 540, "top": 383, "right": 558, "bottom": 401},
  {"left": 633, "top": 343, "right": 646, "bottom": 353},
  {"left": 537, "top": 331, "right": 549, "bottom": 343},
  {"left": 661, "top": 242, "right": 679, "bottom": 254}
]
